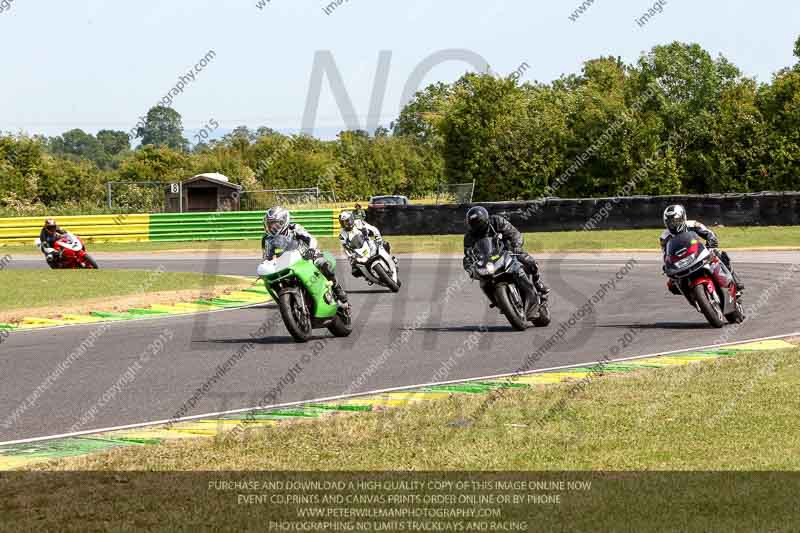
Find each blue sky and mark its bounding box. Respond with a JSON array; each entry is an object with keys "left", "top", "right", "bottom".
[{"left": 1, "top": 0, "right": 798, "bottom": 140}]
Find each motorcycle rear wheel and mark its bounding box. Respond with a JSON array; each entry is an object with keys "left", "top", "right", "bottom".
[
  {"left": 726, "top": 298, "right": 745, "bottom": 324},
  {"left": 494, "top": 284, "right": 527, "bottom": 331},
  {"left": 327, "top": 306, "right": 353, "bottom": 337},
  {"left": 278, "top": 291, "right": 313, "bottom": 343},
  {"left": 531, "top": 302, "right": 552, "bottom": 327},
  {"left": 693, "top": 284, "right": 725, "bottom": 328}
]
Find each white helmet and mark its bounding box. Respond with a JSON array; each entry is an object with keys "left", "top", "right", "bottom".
[
  {"left": 339, "top": 211, "right": 355, "bottom": 231},
  {"left": 663, "top": 204, "right": 687, "bottom": 235},
  {"left": 264, "top": 206, "right": 290, "bottom": 236}
]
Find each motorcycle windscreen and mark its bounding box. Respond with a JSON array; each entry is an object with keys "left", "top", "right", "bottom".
[
  {"left": 664, "top": 231, "right": 704, "bottom": 260},
  {"left": 349, "top": 233, "right": 366, "bottom": 250},
  {"left": 348, "top": 233, "right": 371, "bottom": 259},
  {"left": 58, "top": 234, "right": 83, "bottom": 252},
  {"left": 268, "top": 234, "right": 300, "bottom": 258},
  {"left": 473, "top": 237, "right": 501, "bottom": 264}
]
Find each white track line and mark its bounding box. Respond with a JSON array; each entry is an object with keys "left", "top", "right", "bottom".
[{"left": 1, "top": 331, "right": 797, "bottom": 448}]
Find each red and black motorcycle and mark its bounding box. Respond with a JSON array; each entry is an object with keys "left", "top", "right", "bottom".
[
  {"left": 36, "top": 233, "right": 99, "bottom": 270},
  {"left": 663, "top": 231, "right": 743, "bottom": 328}
]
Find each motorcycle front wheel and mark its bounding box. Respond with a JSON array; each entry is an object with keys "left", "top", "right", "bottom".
[
  {"left": 494, "top": 284, "right": 527, "bottom": 331},
  {"left": 693, "top": 284, "right": 725, "bottom": 328},
  {"left": 278, "top": 291, "right": 313, "bottom": 342},
  {"left": 82, "top": 254, "right": 99, "bottom": 269},
  {"left": 373, "top": 263, "right": 400, "bottom": 293}
]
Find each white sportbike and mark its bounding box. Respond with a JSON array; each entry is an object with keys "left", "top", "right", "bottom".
[{"left": 345, "top": 232, "right": 401, "bottom": 293}]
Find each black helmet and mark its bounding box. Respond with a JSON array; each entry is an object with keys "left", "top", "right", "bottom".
[
  {"left": 663, "top": 204, "right": 687, "bottom": 235},
  {"left": 466, "top": 206, "right": 490, "bottom": 235},
  {"left": 44, "top": 218, "right": 57, "bottom": 233}
]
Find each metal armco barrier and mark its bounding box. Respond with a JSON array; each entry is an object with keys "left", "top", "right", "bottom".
[
  {"left": 366, "top": 192, "right": 800, "bottom": 235},
  {"left": 0, "top": 210, "right": 338, "bottom": 247},
  {"left": 148, "top": 210, "right": 336, "bottom": 242},
  {"left": 0, "top": 214, "right": 150, "bottom": 246}
]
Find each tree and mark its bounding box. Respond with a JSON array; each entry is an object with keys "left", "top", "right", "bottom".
[
  {"left": 97, "top": 130, "right": 130, "bottom": 156},
  {"left": 255, "top": 126, "right": 279, "bottom": 139},
  {"left": 437, "top": 74, "right": 531, "bottom": 200},
  {"left": 632, "top": 42, "right": 747, "bottom": 193},
  {"left": 49, "top": 129, "right": 106, "bottom": 165},
  {"left": 392, "top": 82, "right": 452, "bottom": 149},
  {"left": 0, "top": 135, "right": 46, "bottom": 201},
  {"left": 136, "top": 106, "right": 189, "bottom": 151},
  {"left": 116, "top": 144, "right": 192, "bottom": 183},
  {"left": 757, "top": 68, "right": 800, "bottom": 190}
]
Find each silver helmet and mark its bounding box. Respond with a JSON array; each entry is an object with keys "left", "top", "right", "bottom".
[
  {"left": 264, "top": 206, "right": 290, "bottom": 236},
  {"left": 339, "top": 210, "right": 355, "bottom": 231},
  {"left": 663, "top": 204, "right": 687, "bottom": 234}
]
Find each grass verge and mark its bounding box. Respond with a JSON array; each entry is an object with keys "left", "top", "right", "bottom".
[
  {"left": 0, "top": 270, "right": 252, "bottom": 321},
  {"left": 40, "top": 345, "right": 800, "bottom": 471},
  {"left": 4, "top": 347, "right": 798, "bottom": 531},
  {"left": 2, "top": 226, "right": 798, "bottom": 254}
]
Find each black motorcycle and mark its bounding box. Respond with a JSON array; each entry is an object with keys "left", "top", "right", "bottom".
[{"left": 467, "top": 236, "right": 551, "bottom": 331}]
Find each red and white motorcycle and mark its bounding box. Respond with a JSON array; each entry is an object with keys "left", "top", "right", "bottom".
[
  {"left": 35, "top": 233, "right": 99, "bottom": 269},
  {"left": 663, "top": 230, "right": 743, "bottom": 328}
]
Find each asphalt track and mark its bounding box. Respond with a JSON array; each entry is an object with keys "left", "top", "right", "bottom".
[{"left": 1, "top": 251, "right": 798, "bottom": 442}]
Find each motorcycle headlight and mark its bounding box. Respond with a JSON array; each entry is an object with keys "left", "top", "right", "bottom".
[
  {"left": 485, "top": 263, "right": 496, "bottom": 275},
  {"left": 674, "top": 256, "right": 695, "bottom": 270}
]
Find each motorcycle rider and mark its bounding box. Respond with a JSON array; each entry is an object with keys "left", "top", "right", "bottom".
[
  {"left": 338, "top": 211, "right": 396, "bottom": 278},
  {"left": 463, "top": 206, "right": 550, "bottom": 318},
  {"left": 660, "top": 204, "right": 745, "bottom": 292},
  {"left": 262, "top": 206, "right": 349, "bottom": 306},
  {"left": 39, "top": 218, "right": 66, "bottom": 267}
]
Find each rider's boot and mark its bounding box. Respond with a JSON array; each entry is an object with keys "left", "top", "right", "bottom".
[
  {"left": 520, "top": 255, "right": 550, "bottom": 296},
  {"left": 533, "top": 274, "right": 550, "bottom": 297},
  {"left": 732, "top": 272, "right": 745, "bottom": 294},
  {"left": 382, "top": 241, "right": 398, "bottom": 266},
  {"left": 515, "top": 273, "right": 540, "bottom": 320},
  {"left": 332, "top": 283, "right": 348, "bottom": 303},
  {"left": 319, "top": 259, "right": 350, "bottom": 307},
  {"left": 720, "top": 251, "right": 745, "bottom": 292}
]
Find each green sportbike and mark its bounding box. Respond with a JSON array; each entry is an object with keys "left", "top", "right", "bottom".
[{"left": 257, "top": 235, "right": 353, "bottom": 343}]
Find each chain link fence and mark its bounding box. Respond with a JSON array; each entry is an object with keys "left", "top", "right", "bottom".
[
  {"left": 107, "top": 182, "right": 169, "bottom": 213},
  {"left": 436, "top": 182, "right": 475, "bottom": 205},
  {"left": 240, "top": 188, "right": 337, "bottom": 211}
]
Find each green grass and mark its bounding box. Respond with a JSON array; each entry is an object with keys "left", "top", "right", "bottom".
[
  {"left": 43, "top": 346, "right": 800, "bottom": 472},
  {"left": 0, "top": 270, "right": 250, "bottom": 312},
  {"left": 6, "top": 347, "right": 798, "bottom": 531},
  {"left": 3, "top": 226, "right": 797, "bottom": 254}
]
